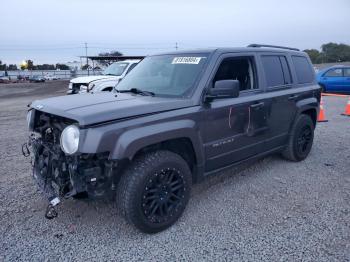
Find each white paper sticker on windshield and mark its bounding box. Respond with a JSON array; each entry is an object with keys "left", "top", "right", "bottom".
[{"left": 172, "top": 57, "right": 202, "bottom": 64}]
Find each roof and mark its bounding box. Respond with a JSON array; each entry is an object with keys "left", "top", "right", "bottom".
[
  {"left": 153, "top": 46, "right": 304, "bottom": 56},
  {"left": 80, "top": 55, "right": 145, "bottom": 61}
]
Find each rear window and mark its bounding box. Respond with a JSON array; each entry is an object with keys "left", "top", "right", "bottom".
[
  {"left": 261, "top": 55, "right": 292, "bottom": 87},
  {"left": 292, "top": 56, "right": 314, "bottom": 84}
]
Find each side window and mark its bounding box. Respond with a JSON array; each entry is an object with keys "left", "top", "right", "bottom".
[
  {"left": 292, "top": 56, "right": 314, "bottom": 84},
  {"left": 126, "top": 63, "right": 138, "bottom": 75},
  {"left": 324, "top": 68, "right": 343, "bottom": 77},
  {"left": 213, "top": 57, "right": 257, "bottom": 91},
  {"left": 344, "top": 68, "right": 350, "bottom": 77},
  {"left": 261, "top": 56, "right": 286, "bottom": 87},
  {"left": 280, "top": 56, "right": 292, "bottom": 85}
]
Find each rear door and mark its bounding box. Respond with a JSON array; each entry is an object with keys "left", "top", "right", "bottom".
[{"left": 258, "top": 53, "right": 298, "bottom": 150}]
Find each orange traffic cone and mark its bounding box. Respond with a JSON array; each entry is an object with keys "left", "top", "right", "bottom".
[
  {"left": 341, "top": 97, "right": 350, "bottom": 116},
  {"left": 318, "top": 98, "right": 328, "bottom": 122}
]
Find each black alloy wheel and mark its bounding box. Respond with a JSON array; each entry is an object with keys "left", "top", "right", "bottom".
[
  {"left": 296, "top": 126, "right": 313, "bottom": 156},
  {"left": 142, "top": 168, "right": 186, "bottom": 224}
]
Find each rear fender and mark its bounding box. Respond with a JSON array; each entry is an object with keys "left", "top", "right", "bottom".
[
  {"left": 292, "top": 97, "right": 319, "bottom": 129},
  {"left": 296, "top": 97, "right": 319, "bottom": 115}
]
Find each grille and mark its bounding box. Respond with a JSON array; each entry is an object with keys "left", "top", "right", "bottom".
[{"left": 72, "top": 83, "right": 87, "bottom": 94}]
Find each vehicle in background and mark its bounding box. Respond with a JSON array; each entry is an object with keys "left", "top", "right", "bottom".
[
  {"left": 67, "top": 60, "right": 141, "bottom": 95},
  {"left": 29, "top": 75, "right": 46, "bottom": 83},
  {"left": 317, "top": 65, "right": 350, "bottom": 94},
  {"left": 0, "top": 76, "right": 10, "bottom": 83},
  {"left": 17, "top": 75, "right": 28, "bottom": 81},
  {"left": 44, "top": 74, "right": 59, "bottom": 81}
]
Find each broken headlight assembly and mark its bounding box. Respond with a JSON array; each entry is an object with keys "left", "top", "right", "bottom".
[
  {"left": 26, "top": 109, "right": 33, "bottom": 129},
  {"left": 60, "top": 125, "right": 80, "bottom": 154},
  {"left": 87, "top": 82, "right": 95, "bottom": 91}
]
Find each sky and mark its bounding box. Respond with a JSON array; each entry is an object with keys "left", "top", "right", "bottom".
[{"left": 0, "top": 0, "right": 349, "bottom": 64}]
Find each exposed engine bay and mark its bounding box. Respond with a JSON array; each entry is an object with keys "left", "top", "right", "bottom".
[{"left": 25, "top": 110, "right": 117, "bottom": 218}]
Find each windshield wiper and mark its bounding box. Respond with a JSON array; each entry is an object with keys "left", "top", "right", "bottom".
[{"left": 117, "top": 88, "right": 155, "bottom": 96}]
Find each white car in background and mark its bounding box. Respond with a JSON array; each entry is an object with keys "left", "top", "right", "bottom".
[
  {"left": 44, "top": 74, "right": 59, "bottom": 81},
  {"left": 67, "top": 60, "right": 140, "bottom": 94}
]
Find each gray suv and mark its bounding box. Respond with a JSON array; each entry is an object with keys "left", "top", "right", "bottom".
[{"left": 25, "top": 44, "right": 320, "bottom": 233}]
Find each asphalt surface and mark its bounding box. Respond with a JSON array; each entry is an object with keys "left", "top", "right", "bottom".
[{"left": 0, "top": 81, "right": 349, "bottom": 261}]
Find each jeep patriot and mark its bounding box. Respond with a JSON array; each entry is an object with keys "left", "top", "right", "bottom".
[{"left": 25, "top": 44, "right": 320, "bottom": 233}]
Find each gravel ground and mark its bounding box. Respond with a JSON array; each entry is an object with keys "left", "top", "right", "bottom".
[{"left": 0, "top": 81, "right": 349, "bottom": 261}]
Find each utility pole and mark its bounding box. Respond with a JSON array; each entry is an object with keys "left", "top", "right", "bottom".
[
  {"left": 84, "top": 42, "right": 89, "bottom": 76},
  {"left": 175, "top": 42, "right": 178, "bottom": 51}
]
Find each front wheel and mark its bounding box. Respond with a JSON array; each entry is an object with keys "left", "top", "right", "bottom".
[
  {"left": 117, "top": 150, "right": 192, "bottom": 233},
  {"left": 282, "top": 114, "right": 315, "bottom": 161}
]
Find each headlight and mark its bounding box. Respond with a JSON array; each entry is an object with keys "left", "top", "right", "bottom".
[
  {"left": 68, "top": 82, "right": 73, "bottom": 89},
  {"left": 60, "top": 125, "right": 80, "bottom": 154},
  {"left": 26, "top": 110, "right": 33, "bottom": 129}
]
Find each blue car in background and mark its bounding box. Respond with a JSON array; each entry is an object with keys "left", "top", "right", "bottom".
[{"left": 316, "top": 66, "right": 350, "bottom": 94}]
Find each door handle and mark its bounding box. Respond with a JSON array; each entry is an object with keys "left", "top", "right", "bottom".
[
  {"left": 250, "top": 102, "right": 264, "bottom": 109},
  {"left": 288, "top": 95, "right": 299, "bottom": 101}
]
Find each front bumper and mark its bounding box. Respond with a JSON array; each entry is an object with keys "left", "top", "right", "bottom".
[{"left": 29, "top": 136, "right": 117, "bottom": 201}]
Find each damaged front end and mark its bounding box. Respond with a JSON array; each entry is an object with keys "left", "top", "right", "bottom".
[{"left": 24, "top": 110, "right": 117, "bottom": 218}]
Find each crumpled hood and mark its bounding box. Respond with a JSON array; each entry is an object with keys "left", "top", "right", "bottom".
[
  {"left": 31, "top": 92, "right": 194, "bottom": 126},
  {"left": 70, "top": 75, "right": 120, "bottom": 84}
]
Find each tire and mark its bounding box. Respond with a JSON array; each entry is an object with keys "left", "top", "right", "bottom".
[
  {"left": 282, "top": 114, "right": 315, "bottom": 161},
  {"left": 116, "top": 150, "right": 192, "bottom": 233}
]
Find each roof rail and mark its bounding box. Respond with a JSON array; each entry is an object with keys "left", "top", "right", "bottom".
[{"left": 248, "top": 44, "right": 300, "bottom": 51}]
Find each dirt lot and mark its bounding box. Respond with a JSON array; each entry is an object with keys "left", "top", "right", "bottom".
[{"left": 0, "top": 81, "right": 349, "bottom": 261}]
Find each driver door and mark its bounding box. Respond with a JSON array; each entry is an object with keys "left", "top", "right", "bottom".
[{"left": 203, "top": 54, "right": 269, "bottom": 172}]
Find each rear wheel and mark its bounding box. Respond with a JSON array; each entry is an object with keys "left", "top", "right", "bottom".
[
  {"left": 117, "top": 150, "right": 192, "bottom": 233},
  {"left": 282, "top": 114, "right": 315, "bottom": 161}
]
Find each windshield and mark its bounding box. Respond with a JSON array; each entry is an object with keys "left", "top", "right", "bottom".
[
  {"left": 103, "top": 62, "right": 129, "bottom": 76},
  {"left": 116, "top": 54, "right": 209, "bottom": 97}
]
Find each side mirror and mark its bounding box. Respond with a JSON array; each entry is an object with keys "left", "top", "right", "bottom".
[{"left": 206, "top": 80, "right": 240, "bottom": 101}]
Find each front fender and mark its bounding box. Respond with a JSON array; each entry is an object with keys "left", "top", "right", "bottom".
[{"left": 110, "top": 120, "right": 205, "bottom": 166}]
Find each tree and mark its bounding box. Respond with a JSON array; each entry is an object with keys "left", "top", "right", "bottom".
[
  {"left": 303, "top": 43, "right": 350, "bottom": 64},
  {"left": 56, "top": 63, "right": 70, "bottom": 70},
  {"left": 8, "top": 64, "right": 18, "bottom": 70},
  {"left": 36, "top": 64, "right": 55, "bottom": 70},
  {"left": 0, "top": 60, "right": 7, "bottom": 71},
  {"left": 27, "top": 60, "right": 34, "bottom": 70},
  {"left": 98, "top": 50, "right": 123, "bottom": 66},
  {"left": 81, "top": 64, "right": 90, "bottom": 70},
  {"left": 98, "top": 50, "right": 123, "bottom": 57},
  {"left": 321, "top": 43, "right": 350, "bottom": 62},
  {"left": 304, "top": 49, "right": 322, "bottom": 64}
]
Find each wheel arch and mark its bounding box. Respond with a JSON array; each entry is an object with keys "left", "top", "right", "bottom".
[
  {"left": 301, "top": 108, "right": 317, "bottom": 127},
  {"left": 110, "top": 120, "right": 205, "bottom": 182},
  {"left": 295, "top": 97, "right": 319, "bottom": 127}
]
